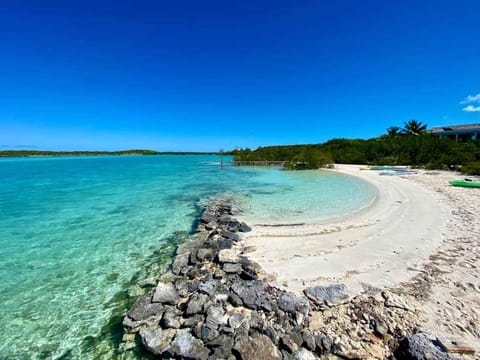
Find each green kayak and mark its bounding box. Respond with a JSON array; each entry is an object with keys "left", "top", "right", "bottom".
[{"left": 449, "top": 179, "right": 480, "bottom": 188}]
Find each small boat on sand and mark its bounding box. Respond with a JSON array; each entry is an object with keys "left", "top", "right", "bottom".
[
  {"left": 379, "top": 169, "right": 417, "bottom": 176},
  {"left": 449, "top": 179, "right": 480, "bottom": 188}
]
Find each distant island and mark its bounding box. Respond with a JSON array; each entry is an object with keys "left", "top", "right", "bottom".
[{"left": 0, "top": 149, "right": 221, "bottom": 157}]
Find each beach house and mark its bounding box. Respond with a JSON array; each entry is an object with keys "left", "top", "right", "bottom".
[{"left": 430, "top": 123, "right": 480, "bottom": 142}]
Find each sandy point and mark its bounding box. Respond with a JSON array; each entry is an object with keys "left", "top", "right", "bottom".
[{"left": 239, "top": 164, "right": 452, "bottom": 295}]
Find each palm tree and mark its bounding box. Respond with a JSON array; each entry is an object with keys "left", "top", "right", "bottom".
[
  {"left": 403, "top": 120, "right": 427, "bottom": 136},
  {"left": 387, "top": 126, "right": 401, "bottom": 136}
]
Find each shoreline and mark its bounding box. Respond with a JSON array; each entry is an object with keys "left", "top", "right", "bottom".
[
  {"left": 122, "top": 167, "right": 479, "bottom": 358},
  {"left": 240, "top": 164, "right": 452, "bottom": 294},
  {"left": 122, "top": 198, "right": 421, "bottom": 359},
  {"left": 239, "top": 164, "right": 480, "bottom": 355}
]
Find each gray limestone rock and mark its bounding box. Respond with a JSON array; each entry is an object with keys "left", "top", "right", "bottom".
[
  {"left": 161, "top": 308, "right": 181, "bottom": 329},
  {"left": 198, "top": 279, "right": 218, "bottom": 297},
  {"left": 278, "top": 293, "right": 310, "bottom": 315},
  {"left": 234, "top": 334, "right": 282, "bottom": 360},
  {"left": 126, "top": 294, "right": 164, "bottom": 321},
  {"left": 139, "top": 327, "right": 176, "bottom": 355},
  {"left": 230, "top": 282, "right": 258, "bottom": 309},
  {"left": 292, "top": 348, "right": 319, "bottom": 360},
  {"left": 205, "top": 305, "right": 225, "bottom": 329},
  {"left": 281, "top": 334, "right": 300, "bottom": 353},
  {"left": 239, "top": 222, "right": 252, "bottom": 232},
  {"left": 394, "top": 332, "right": 453, "bottom": 360},
  {"left": 152, "top": 282, "right": 179, "bottom": 305},
  {"left": 186, "top": 293, "right": 209, "bottom": 315},
  {"left": 196, "top": 247, "right": 214, "bottom": 261},
  {"left": 221, "top": 229, "right": 241, "bottom": 241},
  {"left": 169, "top": 328, "right": 209, "bottom": 360},
  {"left": 218, "top": 248, "right": 240, "bottom": 263},
  {"left": 216, "top": 238, "right": 234, "bottom": 251},
  {"left": 301, "top": 330, "right": 316, "bottom": 351},
  {"left": 183, "top": 314, "right": 205, "bottom": 327},
  {"left": 223, "top": 262, "right": 243, "bottom": 273},
  {"left": 200, "top": 324, "right": 220, "bottom": 342},
  {"left": 172, "top": 252, "right": 190, "bottom": 275},
  {"left": 314, "top": 333, "right": 333, "bottom": 353},
  {"left": 304, "top": 284, "right": 349, "bottom": 307},
  {"left": 228, "top": 312, "right": 246, "bottom": 330}
]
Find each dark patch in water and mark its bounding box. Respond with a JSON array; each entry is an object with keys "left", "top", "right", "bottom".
[
  {"left": 73, "top": 206, "right": 203, "bottom": 359},
  {"left": 106, "top": 272, "right": 120, "bottom": 282}
]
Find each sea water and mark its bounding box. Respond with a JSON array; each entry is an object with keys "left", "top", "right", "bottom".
[{"left": 0, "top": 155, "right": 375, "bottom": 359}]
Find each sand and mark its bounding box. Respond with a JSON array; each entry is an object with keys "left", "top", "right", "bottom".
[{"left": 240, "top": 164, "right": 480, "bottom": 353}]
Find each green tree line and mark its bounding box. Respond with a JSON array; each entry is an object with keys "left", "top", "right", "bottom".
[{"left": 233, "top": 120, "right": 480, "bottom": 174}]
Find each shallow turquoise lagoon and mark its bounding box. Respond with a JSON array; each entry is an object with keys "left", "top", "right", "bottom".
[{"left": 0, "top": 155, "right": 375, "bottom": 358}]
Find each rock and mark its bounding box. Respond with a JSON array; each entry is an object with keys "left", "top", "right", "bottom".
[
  {"left": 186, "top": 293, "right": 209, "bottom": 315},
  {"left": 138, "top": 277, "right": 157, "bottom": 287},
  {"left": 139, "top": 327, "right": 176, "bottom": 355},
  {"left": 221, "top": 229, "right": 241, "bottom": 241},
  {"left": 170, "top": 328, "right": 209, "bottom": 360},
  {"left": 214, "top": 268, "right": 226, "bottom": 279},
  {"left": 200, "top": 213, "right": 215, "bottom": 224},
  {"left": 304, "top": 284, "right": 349, "bottom": 307},
  {"left": 216, "top": 238, "right": 234, "bottom": 251},
  {"left": 314, "top": 333, "right": 333, "bottom": 353},
  {"left": 373, "top": 318, "right": 388, "bottom": 336},
  {"left": 231, "top": 282, "right": 258, "bottom": 309},
  {"left": 278, "top": 293, "right": 310, "bottom": 314},
  {"left": 256, "top": 294, "right": 273, "bottom": 312},
  {"left": 205, "top": 306, "right": 225, "bottom": 330},
  {"left": 394, "top": 332, "right": 453, "bottom": 360},
  {"left": 200, "top": 324, "right": 220, "bottom": 342},
  {"left": 198, "top": 279, "right": 218, "bottom": 297},
  {"left": 292, "top": 348, "right": 319, "bottom": 360},
  {"left": 228, "top": 312, "right": 246, "bottom": 329},
  {"left": 234, "top": 334, "right": 282, "bottom": 360},
  {"left": 204, "top": 221, "right": 217, "bottom": 230},
  {"left": 183, "top": 314, "right": 205, "bottom": 327},
  {"left": 239, "top": 222, "right": 252, "bottom": 232},
  {"left": 229, "top": 292, "right": 243, "bottom": 307},
  {"left": 152, "top": 282, "right": 179, "bottom": 305},
  {"left": 208, "top": 335, "right": 234, "bottom": 358},
  {"left": 197, "top": 247, "right": 214, "bottom": 262},
  {"left": 218, "top": 248, "right": 240, "bottom": 263},
  {"left": 241, "top": 267, "right": 258, "bottom": 280},
  {"left": 223, "top": 263, "right": 243, "bottom": 273},
  {"left": 126, "top": 294, "right": 164, "bottom": 321},
  {"left": 281, "top": 335, "right": 300, "bottom": 353},
  {"left": 161, "top": 308, "right": 181, "bottom": 329},
  {"left": 172, "top": 252, "right": 190, "bottom": 275},
  {"left": 301, "top": 330, "right": 316, "bottom": 351},
  {"left": 383, "top": 291, "right": 412, "bottom": 311},
  {"left": 175, "top": 279, "right": 189, "bottom": 297}
]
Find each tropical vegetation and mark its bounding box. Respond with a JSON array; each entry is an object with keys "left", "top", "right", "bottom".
[{"left": 233, "top": 120, "right": 480, "bottom": 174}]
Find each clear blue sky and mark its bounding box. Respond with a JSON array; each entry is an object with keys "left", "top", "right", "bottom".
[{"left": 1, "top": 0, "right": 479, "bottom": 151}]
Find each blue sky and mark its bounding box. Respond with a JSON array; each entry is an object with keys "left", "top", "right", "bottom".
[{"left": 1, "top": 0, "right": 479, "bottom": 151}]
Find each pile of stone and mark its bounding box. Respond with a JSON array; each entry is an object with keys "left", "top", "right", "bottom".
[{"left": 122, "top": 198, "right": 455, "bottom": 359}]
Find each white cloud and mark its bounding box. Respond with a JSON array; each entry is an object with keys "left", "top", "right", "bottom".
[
  {"left": 461, "top": 93, "right": 480, "bottom": 104},
  {"left": 462, "top": 105, "right": 480, "bottom": 112}
]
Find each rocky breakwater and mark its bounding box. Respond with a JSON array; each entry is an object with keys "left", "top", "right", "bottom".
[{"left": 122, "top": 198, "right": 456, "bottom": 359}]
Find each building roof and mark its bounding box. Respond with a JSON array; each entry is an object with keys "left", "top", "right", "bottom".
[{"left": 430, "top": 123, "right": 480, "bottom": 133}]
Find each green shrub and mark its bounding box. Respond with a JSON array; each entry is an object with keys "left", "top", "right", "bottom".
[{"left": 460, "top": 162, "right": 480, "bottom": 175}]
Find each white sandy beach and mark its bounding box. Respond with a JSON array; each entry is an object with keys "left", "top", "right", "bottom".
[
  {"left": 240, "top": 164, "right": 480, "bottom": 354},
  {"left": 241, "top": 164, "right": 452, "bottom": 294}
]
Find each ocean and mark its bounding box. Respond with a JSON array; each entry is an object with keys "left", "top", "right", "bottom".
[{"left": 0, "top": 155, "right": 375, "bottom": 359}]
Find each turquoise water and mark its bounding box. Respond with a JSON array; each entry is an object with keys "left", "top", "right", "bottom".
[{"left": 0, "top": 155, "right": 375, "bottom": 359}]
